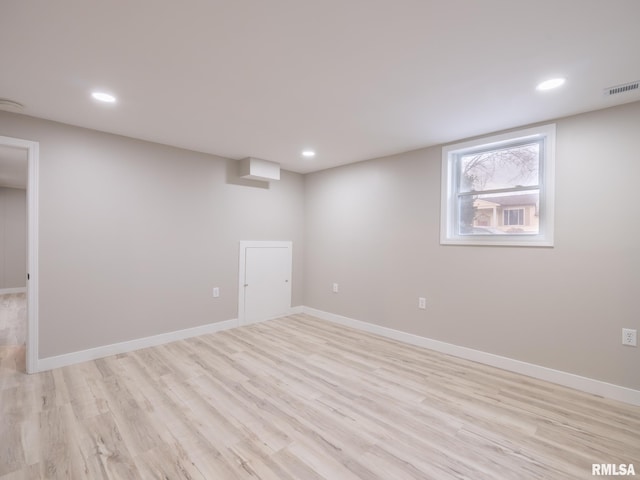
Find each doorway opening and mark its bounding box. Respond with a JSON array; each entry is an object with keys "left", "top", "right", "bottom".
[{"left": 0, "top": 135, "right": 39, "bottom": 373}]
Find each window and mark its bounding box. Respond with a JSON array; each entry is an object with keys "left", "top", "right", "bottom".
[
  {"left": 503, "top": 209, "right": 524, "bottom": 226},
  {"left": 441, "top": 124, "right": 555, "bottom": 246}
]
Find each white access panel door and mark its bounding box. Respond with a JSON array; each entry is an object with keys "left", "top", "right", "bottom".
[{"left": 239, "top": 241, "right": 292, "bottom": 325}]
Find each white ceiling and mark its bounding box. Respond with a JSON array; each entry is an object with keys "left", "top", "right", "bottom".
[
  {"left": 1, "top": 0, "right": 639, "bottom": 173},
  {"left": 0, "top": 144, "right": 27, "bottom": 189}
]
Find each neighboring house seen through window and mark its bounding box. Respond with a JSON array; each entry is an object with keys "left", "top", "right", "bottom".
[{"left": 440, "top": 124, "right": 555, "bottom": 246}]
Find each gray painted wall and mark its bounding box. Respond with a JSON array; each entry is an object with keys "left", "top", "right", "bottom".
[
  {"left": 1, "top": 102, "right": 638, "bottom": 391},
  {"left": 304, "top": 101, "right": 640, "bottom": 390},
  {"left": 0, "top": 187, "right": 27, "bottom": 289},
  {"left": 0, "top": 111, "right": 305, "bottom": 357}
]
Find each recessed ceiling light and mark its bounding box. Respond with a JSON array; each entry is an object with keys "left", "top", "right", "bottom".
[
  {"left": 536, "top": 78, "right": 566, "bottom": 91},
  {"left": 91, "top": 91, "right": 117, "bottom": 103},
  {"left": 302, "top": 150, "right": 315, "bottom": 158},
  {"left": 0, "top": 98, "right": 25, "bottom": 112}
]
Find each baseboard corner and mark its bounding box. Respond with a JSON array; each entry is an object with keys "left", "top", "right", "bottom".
[
  {"left": 300, "top": 306, "right": 640, "bottom": 406},
  {"left": 0, "top": 287, "right": 27, "bottom": 295},
  {"left": 36, "top": 317, "right": 239, "bottom": 372}
]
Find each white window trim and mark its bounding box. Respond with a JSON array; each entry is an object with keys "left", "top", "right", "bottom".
[{"left": 440, "top": 124, "right": 555, "bottom": 247}]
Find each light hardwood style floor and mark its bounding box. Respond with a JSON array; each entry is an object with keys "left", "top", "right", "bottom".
[
  {"left": 1, "top": 312, "right": 639, "bottom": 479},
  {"left": 0, "top": 293, "right": 26, "bottom": 347}
]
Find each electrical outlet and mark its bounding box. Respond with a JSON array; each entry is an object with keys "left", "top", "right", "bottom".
[
  {"left": 622, "top": 328, "right": 637, "bottom": 347},
  {"left": 332, "top": 283, "right": 339, "bottom": 293},
  {"left": 418, "top": 297, "right": 426, "bottom": 310},
  {"left": 213, "top": 287, "right": 220, "bottom": 298}
]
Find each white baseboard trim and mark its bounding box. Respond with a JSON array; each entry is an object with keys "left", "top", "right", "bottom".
[
  {"left": 0, "top": 287, "right": 27, "bottom": 295},
  {"left": 37, "top": 306, "right": 304, "bottom": 372},
  {"left": 37, "top": 318, "right": 239, "bottom": 372},
  {"left": 240, "top": 306, "right": 305, "bottom": 326},
  {"left": 302, "top": 306, "right": 640, "bottom": 406}
]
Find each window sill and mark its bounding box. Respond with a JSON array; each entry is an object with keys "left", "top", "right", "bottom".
[{"left": 440, "top": 236, "right": 554, "bottom": 247}]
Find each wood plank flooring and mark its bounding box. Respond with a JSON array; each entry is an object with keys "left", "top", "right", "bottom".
[
  {"left": 1, "top": 313, "right": 639, "bottom": 479},
  {"left": 0, "top": 293, "right": 26, "bottom": 346}
]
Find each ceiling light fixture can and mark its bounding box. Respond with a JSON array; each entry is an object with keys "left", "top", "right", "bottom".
[
  {"left": 0, "top": 98, "right": 25, "bottom": 111},
  {"left": 302, "top": 150, "right": 315, "bottom": 158},
  {"left": 91, "top": 92, "right": 116, "bottom": 103},
  {"left": 536, "top": 78, "right": 566, "bottom": 91}
]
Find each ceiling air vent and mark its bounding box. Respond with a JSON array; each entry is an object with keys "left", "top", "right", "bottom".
[{"left": 603, "top": 80, "right": 639, "bottom": 96}]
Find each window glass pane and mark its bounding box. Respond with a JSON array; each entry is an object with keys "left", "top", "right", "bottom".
[
  {"left": 459, "top": 142, "right": 540, "bottom": 193},
  {"left": 458, "top": 190, "right": 539, "bottom": 235}
]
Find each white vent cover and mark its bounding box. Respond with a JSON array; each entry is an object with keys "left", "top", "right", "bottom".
[
  {"left": 603, "top": 80, "right": 639, "bottom": 96},
  {"left": 239, "top": 157, "right": 281, "bottom": 181}
]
